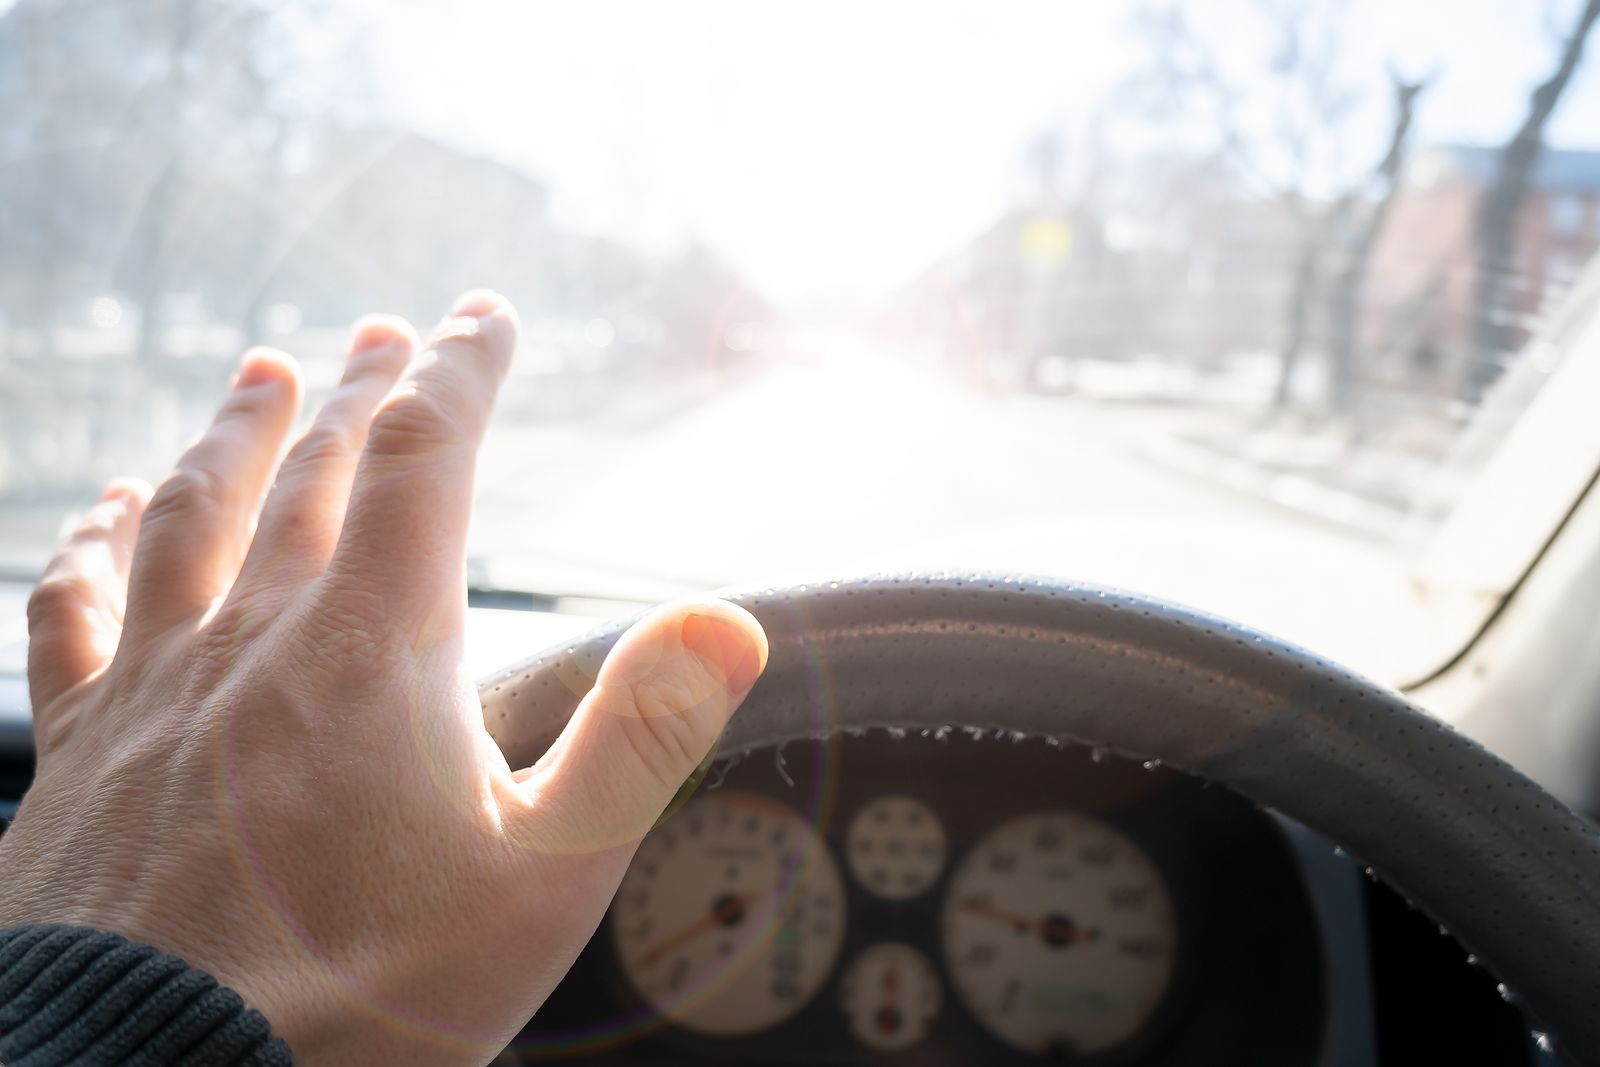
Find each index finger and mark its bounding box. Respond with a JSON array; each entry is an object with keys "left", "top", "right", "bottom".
[{"left": 322, "top": 291, "right": 518, "bottom": 625}]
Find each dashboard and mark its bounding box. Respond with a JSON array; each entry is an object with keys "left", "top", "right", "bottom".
[
  {"left": 0, "top": 719, "right": 1551, "bottom": 1065},
  {"left": 503, "top": 731, "right": 1384, "bottom": 1065},
  {"left": 0, "top": 580, "right": 1555, "bottom": 1066}
]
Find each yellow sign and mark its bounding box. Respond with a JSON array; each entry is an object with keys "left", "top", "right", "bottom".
[{"left": 1021, "top": 216, "right": 1072, "bottom": 267}]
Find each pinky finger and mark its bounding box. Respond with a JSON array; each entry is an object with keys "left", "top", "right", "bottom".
[{"left": 26, "top": 479, "right": 151, "bottom": 718}]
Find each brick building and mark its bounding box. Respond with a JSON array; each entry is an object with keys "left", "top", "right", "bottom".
[{"left": 1364, "top": 145, "right": 1600, "bottom": 395}]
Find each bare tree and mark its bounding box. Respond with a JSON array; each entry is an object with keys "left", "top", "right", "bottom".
[
  {"left": 1136, "top": 0, "right": 1362, "bottom": 412},
  {"left": 124, "top": 0, "right": 201, "bottom": 364},
  {"left": 0, "top": 0, "right": 116, "bottom": 360},
  {"left": 1466, "top": 0, "right": 1600, "bottom": 399},
  {"left": 1321, "top": 70, "right": 1431, "bottom": 413}
]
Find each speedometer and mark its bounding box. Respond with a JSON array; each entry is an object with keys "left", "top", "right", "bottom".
[
  {"left": 612, "top": 791, "right": 846, "bottom": 1036},
  {"left": 941, "top": 811, "right": 1177, "bottom": 1056}
]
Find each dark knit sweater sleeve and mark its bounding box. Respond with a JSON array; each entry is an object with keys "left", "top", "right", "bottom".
[{"left": 0, "top": 925, "right": 292, "bottom": 1066}]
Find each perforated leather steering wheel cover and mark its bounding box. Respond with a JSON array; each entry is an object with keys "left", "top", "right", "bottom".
[{"left": 479, "top": 574, "right": 1600, "bottom": 1060}]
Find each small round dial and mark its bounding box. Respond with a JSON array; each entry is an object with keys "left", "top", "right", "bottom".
[
  {"left": 941, "top": 811, "right": 1177, "bottom": 1056},
  {"left": 846, "top": 795, "right": 947, "bottom": 900},
  {"left": 613, "top": 791, "right": 846, "bottom": 1036},
  {"left": 839, "top": 942, "right": 942, "bottom": 1051}
]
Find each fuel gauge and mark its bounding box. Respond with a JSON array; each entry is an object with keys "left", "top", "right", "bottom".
[
  {"left": 846, "top": 795, "right": 946, "bottom": 900},
  {"left": 839, "top": 942, "right": 942, "bottom": 1052}
]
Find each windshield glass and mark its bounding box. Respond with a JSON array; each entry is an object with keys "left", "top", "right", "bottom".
[{"left": 3, "top": 0, "right": 1600, "bottom": 682}]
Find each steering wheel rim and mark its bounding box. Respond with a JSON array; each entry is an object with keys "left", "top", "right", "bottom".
[{"left": 479, "top": 573, "right": 1600, "bottom": 1060}]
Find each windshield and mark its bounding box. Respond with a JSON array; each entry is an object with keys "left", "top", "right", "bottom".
[{"left": 3, "top": 0, "right": 1600, "bottom": 683}]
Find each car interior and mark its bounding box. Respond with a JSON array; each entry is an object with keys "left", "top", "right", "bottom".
[{"left": 5, "top": 1, "right": 1600, "bottom": 1063}]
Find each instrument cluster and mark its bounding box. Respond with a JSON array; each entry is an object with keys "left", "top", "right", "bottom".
[{"left": 510, "top": 731, "right": 1329, "bottom": 1064}]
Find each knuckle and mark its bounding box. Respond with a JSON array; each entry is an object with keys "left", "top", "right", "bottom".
[
  {"left": 365, "top": 390, "right": 471, "bottom": 458},
  {"left": 427, "top": 330, "right": 506, "bottom": 391},
  {"left": 213, "top": 394, "right": 263, "bottom": 424},
  {"left": 289, "top": 418, "right": 365, "bottom": 468},
  {"left": 27, "top": 573, "right": 95, "bottom": 628},
  {"left": 622, "top": 707, "right": 708, "bottom": 793},
  {"left": 340, "top": 353, "right": 405, "bottom": 390},
  {"left": 618, "top": 675, "right": 723, "bottom": 792},
  {"left": 214, "top": 382, "right": 282, "bottom": 424},
  {"left": 630, "top": 670, "right": 707, "bottom": 720},
  {"left": 294, "top": 624, "right": 393, "bottom": 693},
  {"left": 307, "top": 580, "right": 402, "bottom": 656},
  {"left": 438, "top": 342, "right": 507, "bottom": 399},
  {"left": 66, "top": 510, "right": 119, "bottom": 544},
  {"left": 145, "top": 465, "right": 226, "bottom": 523},
  {"left": 198, "top": 599, "right": 277, "bottom": 652}
]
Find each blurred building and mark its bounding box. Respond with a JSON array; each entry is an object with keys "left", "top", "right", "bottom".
[
  {"left": 1364, "top": 145, "right": 1600, "bottom": 396},
  {"left": 1150, "top": 192, "right": 1304, "bottom": 370},
  {"left": 888, "top": 170, "right": 1308, "bottom": 387},
  {"left": 889, "top": 205, "right": 1119, "bottom": 384}
]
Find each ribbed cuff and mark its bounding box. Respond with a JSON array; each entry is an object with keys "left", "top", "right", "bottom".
[{"left": 0, "top": 924, "right": 292, "bottom": 1066}]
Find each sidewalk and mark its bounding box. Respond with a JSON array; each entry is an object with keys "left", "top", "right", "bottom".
[
  {"left": 1053, "top": 355, "right": 1465, "bottom": 542},
  {"left": 1141, "top": 411, "right": 1462, "bottom": 544}
]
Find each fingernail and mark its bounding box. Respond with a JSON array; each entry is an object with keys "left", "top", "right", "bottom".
[
  {"left": 451, "top": 290, "right": 503, "bottom": 318},
  {"left": 680, "top": 613, "right": 763, "bottom": 697},
  {"left": 350, "top": 324, "right": 399, "bottom": 356},
  {"left": 99, "top": 478, "right": 142, "bottom": 504},
  {"left": 233, "top": 357, "right": 284, "bottom": 390}
]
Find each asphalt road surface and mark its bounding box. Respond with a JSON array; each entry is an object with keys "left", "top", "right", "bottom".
[
  {"left": 467, "top": 350, "right": 1409, "bottom": 676},
  {"left": 0, "top": 347, "right": 1419, "bottom": 678}
]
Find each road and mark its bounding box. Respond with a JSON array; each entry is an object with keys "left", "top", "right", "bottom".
[
  {"left": 467, "top": 350, "right": 1411, "bottom": 677},
  {"left": 0, "top": 346, "right": 1418, "bottom": 679}
]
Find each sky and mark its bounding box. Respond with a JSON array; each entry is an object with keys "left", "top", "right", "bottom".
[{"left": 329, "top": 0, "right": 1600, "bottom": 301}]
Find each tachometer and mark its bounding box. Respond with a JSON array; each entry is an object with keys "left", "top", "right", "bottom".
[
  {"left": 941, "top": 811, "right": 1177, "bottom": 1056},
  {"left": 612, "top": 791, "right": 846, "bottom": 1036}
]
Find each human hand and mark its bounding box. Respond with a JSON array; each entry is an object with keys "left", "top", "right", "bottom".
[{"left": 0, "top": 292, "right": 768, "bottom": 1064}]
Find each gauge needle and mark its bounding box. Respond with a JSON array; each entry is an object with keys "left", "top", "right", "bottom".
[
  {"left": 958, "top": 899, "right": 1039, "bottom": 933},
  {"left": 639, "top": 892, "right": 757, "bottom": 968},
  {"left": 958, "top": 900, "right": 1099, "bottom": 945},
  {"left": 877, "top": 963, "right": 901, "bottom": 1035}
]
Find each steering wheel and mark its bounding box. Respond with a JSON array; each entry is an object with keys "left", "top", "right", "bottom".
[{"left": 478, "top": 574, "right": 1600, "bottom": 1061}]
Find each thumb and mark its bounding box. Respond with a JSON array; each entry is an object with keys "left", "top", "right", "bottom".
[{"left": 512, "top": 599, "right": 768, "bottom": 853}]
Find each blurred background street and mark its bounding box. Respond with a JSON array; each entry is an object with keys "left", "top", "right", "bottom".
[{"left": 3, "top": 0, "right": 1600, "bottom": 682}]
